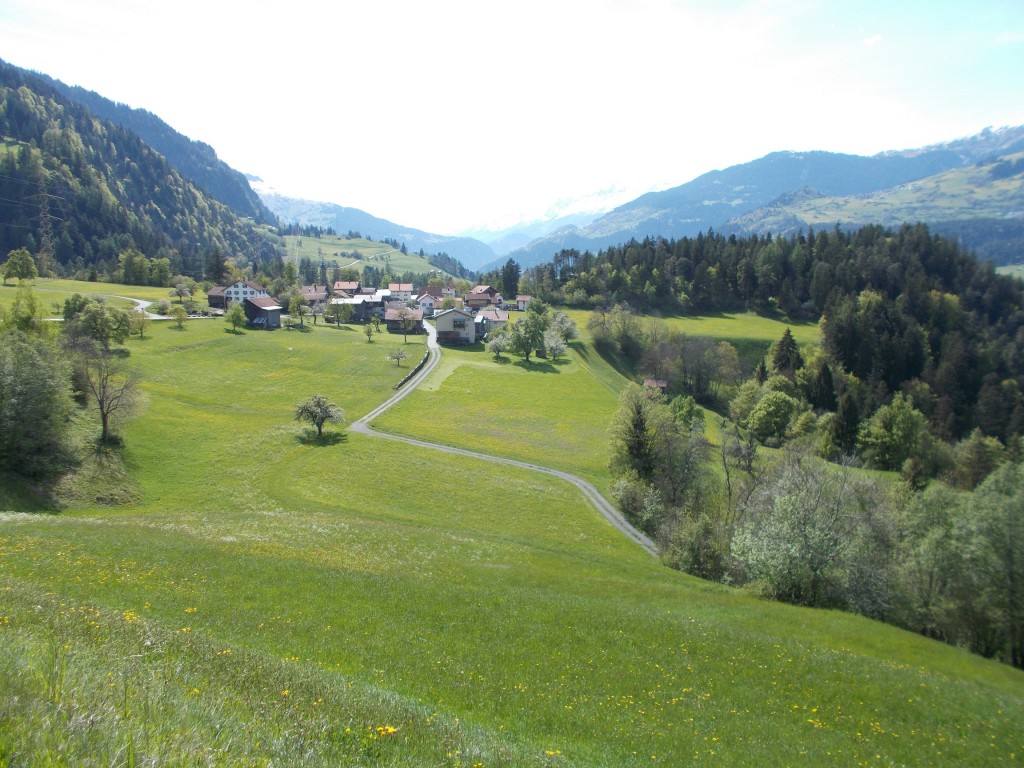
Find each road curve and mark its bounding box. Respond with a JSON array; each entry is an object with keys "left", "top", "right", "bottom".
[{"left": 349, "top": 322, "right": 659, "bottom": 558}]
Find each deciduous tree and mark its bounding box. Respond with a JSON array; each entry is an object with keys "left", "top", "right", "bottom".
[
  {"left": 225, "top": 301, "right": 247, "bottom": 332},
  {"left": 2, "top": 247, "right": 37, "bottom": 285},
  {"left": 295, "top": 394, "right": 345, "bottom": 438}
]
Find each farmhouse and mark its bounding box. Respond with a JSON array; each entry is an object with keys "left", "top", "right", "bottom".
[
  {"left": 465, "top": 285, "right": 501, "bottom": 310},
  {"left": 333, "top": 280, "right": 360, "bottom": 294},
  {"left": 244, "top": 296, "right": 283, "bottom": 328},
  {"left": 434, "top": 308, "right": 475, "bottom": 344},
  {"left": 385, "top": 307, "right": 424, "bottom": 333},
  {"left": 223, "top": 280, "right": 269, "bottom": 306},
  {"left": 301, "top": 284, "right": 328, "bottom": 310}
]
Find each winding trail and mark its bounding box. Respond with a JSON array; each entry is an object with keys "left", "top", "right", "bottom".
[{"left": 349, "top": 323, "right": 659, "bottom": 558}]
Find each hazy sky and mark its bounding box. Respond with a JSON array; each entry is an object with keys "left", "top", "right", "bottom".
[{"left": 1, "top": 0, "right": 1022, "bottom": 235}]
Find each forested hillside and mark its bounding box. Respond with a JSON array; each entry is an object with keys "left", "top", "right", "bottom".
[
  {"left": 525, "top": 224, "right": 1024, "bottom": 442},
  {"left": 0, "top": 60, "right": 282, "bottom": 281},
  {"left": 37, "top": 72, "right": 277, "bottom": 225}
]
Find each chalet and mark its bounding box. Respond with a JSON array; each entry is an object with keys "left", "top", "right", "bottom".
[
  {"left": 516, "top": 294, "right": 533, "bottom": 311},
  {"left": 223, "top": 279, "right": 269, "bottom": 306},
  {"left": 244, "top": 296, "right": 283, "bottom": 328},
  {"left": 434, "top": 308, "right": 475, "bottom": 345},
  {"left": 466, "top": 284, "right": 500, "bottom": 310},
  {"left": 385, "top": 307, "right": 424, "bottom": 333},
  {"left": 643, "top": 378, "right": 668, "bottom": 393},
  {"left": 474, "top": 307, "right": 509, "bottom": 339},
  {"left": 206, "top": 285, "right": 226, "bottom": 309},
  {"left": 387, "top": 283, "right": 414, "bottom": 302}
]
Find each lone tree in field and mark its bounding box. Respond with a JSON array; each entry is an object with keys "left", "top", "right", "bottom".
[
  {"left": 77, "top": 344, "right": 141, "bottom": 445},
  {"left": 295, "top": 394, "right": 345, "bottom": 438},
  {"left": 2, "top": 247, "right": 37, "bottom": 285},
  {"left": 170, "top": 304, "right": 188, "bottom": 329},
  {"left": 387, "top": 348, "right": 409, "bottom": 367},
  {"left": 225, "top": 301, "right": 247, "bottom": 332}
]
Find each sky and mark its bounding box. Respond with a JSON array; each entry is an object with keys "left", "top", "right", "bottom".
[{"left": 1, "top": 0, "right": 1022, "bottom": 236}]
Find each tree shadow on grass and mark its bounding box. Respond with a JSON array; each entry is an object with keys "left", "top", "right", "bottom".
[
  {"left": 296, "top": 429, "right": 348, "bottom": 446},
  {"left": 224, "top": 327, "right": 246, "bottom": 335},
  {"left": 491, "top": 354, "right": 512, "bottom": 365},
  {"left": 513, "top": 358, "right": 559, "bottom": 373}
]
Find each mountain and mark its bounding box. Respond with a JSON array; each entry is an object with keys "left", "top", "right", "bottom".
[
  {"left": 32, "top": 73, "right": 276, "bottom": 226},
  {"left": 506, "top": 126, "right": 1024, "bottom": 269},
  {"left": 0, "top": 59, "right": 279, "bottom": 278},
  {"left": 467, "top": 211, "right": 604, "bottom": 267},
  {"left": 256, "top": 188, "right": 496, "bottom": 271},
  {"left": 727, "top": 144, "right": 1024, "bottom": 265}
]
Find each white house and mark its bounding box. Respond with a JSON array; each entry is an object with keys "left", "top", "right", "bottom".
[
  {"left": 416, "top": 292, "right": 437, "bottom": 315},
  {"left": 224, "top": 280, "right": 269, "bottom": 306},
  {"left": 433, "top": 308, "right": 475, "bottom": 344}
]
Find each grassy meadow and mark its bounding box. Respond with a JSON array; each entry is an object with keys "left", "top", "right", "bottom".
[
  {"left": 284, "top": 234, "right": 454, "bottom": 278},
  {"left": 0, "top": 278, "right": 172, "bottom": 317},
  {"left": 2, "top": 292, "right": 1023, "bottom": 766}
]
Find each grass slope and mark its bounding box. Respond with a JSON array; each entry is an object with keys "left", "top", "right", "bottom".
[
  {"left": 284, "top": 235, "right": 456, "bottom": 279},
  {"left": 1, "top": 316, "right": 1022, "bottom": 766},
  {"left": 0, "top": 278, "right": 171, "bottom": 317}
]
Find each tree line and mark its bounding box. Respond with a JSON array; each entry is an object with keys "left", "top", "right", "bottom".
[
  {"left": 1, "top": 281, "right": 144, "bottom": 496},
  {"left": 602, "top": 307, "right": 1023, "bottom": 667},
  {"left": 526, "top": 225, "right": 1024, "bottom": 442}
]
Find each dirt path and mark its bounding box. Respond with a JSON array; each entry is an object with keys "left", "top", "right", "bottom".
[{"left": 349, "top": 323, "right": 659, "bottom": 558}]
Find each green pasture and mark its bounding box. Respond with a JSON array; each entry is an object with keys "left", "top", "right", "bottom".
[
  {"left": 284, "top": 234, "right": 452, "bottom": 278},
  {"left": 372, "top": 340, "right": 625, "bottom": 490},
  {"left": 0, "top": 277, "right": 172, "bottom": 316},
  {"left": 1, "top": 312, "right": 1023, "bottom": 766}
]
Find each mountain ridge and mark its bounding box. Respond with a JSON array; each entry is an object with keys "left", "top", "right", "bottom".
[{"left": 494, "top": 127, "right": 1024, "bottom": 271}]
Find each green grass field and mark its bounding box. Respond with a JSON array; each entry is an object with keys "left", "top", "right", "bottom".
[
  {"left": 2, "top": 311, "right": 1022, "bottom": 766},
  {"left": 371, "top": 341, "right": 623, "bottom": 490},
  {"left": 0, "top": 278, "right": 173, "bottom": 317},
  {"left": 284, "top": 234, "right": 456, "bottom": 279}
]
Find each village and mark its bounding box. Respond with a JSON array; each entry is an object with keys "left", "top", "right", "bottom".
[{"left": 205, "top": 278, "right": 533, "bottom": 343}]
